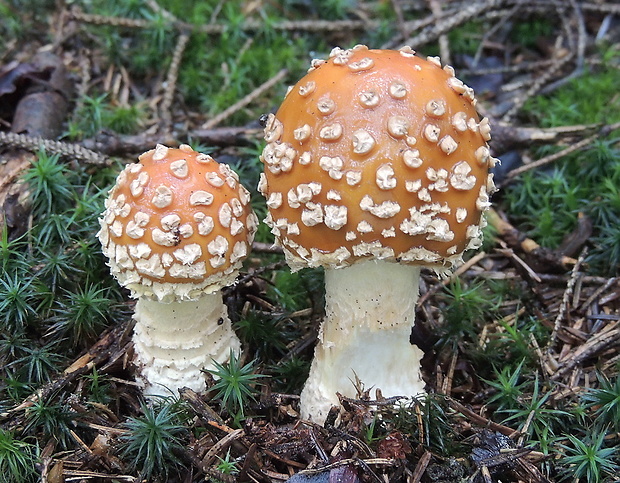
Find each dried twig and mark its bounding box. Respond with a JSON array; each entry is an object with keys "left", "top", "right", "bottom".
[
  {"left": 427, "top": 0, "right": 450, "bottom": 65},
  {"left": 579, "top": 278, "right": 619, "bottom": 312},
  {"left": 0, "top": 131, "right": 108, "bottom": 165},
  {"left": 62, "top": 470, "right": 136, "bottom": 482},
  {"left": 159, "top": 31, "right": 190, "bottom": 132},
  {"left": 70, "top": 8, "right": 151, "bottom": 28},
  {"left": 70, "top": 7, "right": 377, "bottom": 33},
  {"left": 505, "top": 123, "right": 620, "bottom": 183},
  {"left": 74, "top": 52, "right": 91, "bottom": 115},
  {"left": 410, "top": 450, "right": 432, "bottom": 483},
  {"left": 202, "top": 69, "right": 288, "bottom": 129},
  {"left": 298, "top": 458, "right": 397, "bottom": 475},
  {"left": 252, "top": 241, "right": 284, "bottom": 254},
  {"left": 80, "top": 126, "right": 261, "bottom": 155},
  {"left": 390, "top": 0, "right": 409, "bottom": 41},
  {"left": 496, "top": 242, "right": 542, "bottom": 283},
  {"left": 404, "top": 0, "right": 506, "bottom": 48},
  {"left": 447, "top": 398, "right": 517, "bottom": 437},
  {"left": 499, "top": 0, "right": 594, "bottom": 120},
  {"left": 547, "top": 248, "right": 588, "bottom": 351},
  {"left": 581, "top": 2, "right": 620, "bottom": 14},
  {"left": 501, "top": 52, "right": 574, "bottom": 121},
  {"left": 441, "top": 351, "right": 458, "bottom": 396},
  {"left": 472, "top": 3, "right": 520, "bottom": 67},
  {"left": 200, "top": 429, "right": 245, "bottom": 467},
  {"left": 550, "top": 324, "right": 620, "bottom": 380},
  {"left": 486, "top": 208, "right": 577, "bottom": 267},
  {"left": 145, "top": 0, "right": 178, "bottom": 23},
  {"left": 490, "top": 121, "right": 601, "bottom": 156},
  {"left": 461, "top": 58, "right": 559, "bottom": 77}
]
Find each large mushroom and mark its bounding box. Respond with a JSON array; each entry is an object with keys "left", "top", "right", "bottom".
[
  {"left": 258, "top": 45, "right": 496, "bottom": 422},
  {"left": 98, "top": 144, "right": 258, "bottom": 397}
]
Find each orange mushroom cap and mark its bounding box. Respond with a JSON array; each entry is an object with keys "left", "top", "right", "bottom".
[
  {"left": 259, "top": 45, "right": 496, "bottom": 271},
  {"left": 98, "top": 144, "right": 258, "bottom": 302}
]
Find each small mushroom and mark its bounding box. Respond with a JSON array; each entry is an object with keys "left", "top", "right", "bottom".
[
  {"left": 98, "top": 144, "right": 258, "bottom": 397},
  {"left": 259, "top": 45, "right": 496, "bottom": 423}
]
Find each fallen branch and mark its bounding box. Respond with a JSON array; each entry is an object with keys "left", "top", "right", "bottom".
[
  {"left": 202, "top": 69, "right": 288, "bottom": 129},
  {"left": 550, "top": 323, "right": 620, "bottom": 380},
  {"left": 0, "top": 131, "right": 108, "bottom": 165},
  {"left": 487, "top": 209, "right": 578, "bottom": 266}
]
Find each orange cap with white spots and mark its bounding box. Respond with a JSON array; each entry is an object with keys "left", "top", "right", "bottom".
[
  {"left": 259, "top": 45, "right": 496, "bottom": 272},
  {"left": 98, "top": 144, "right": 258, "bottom": 302}
]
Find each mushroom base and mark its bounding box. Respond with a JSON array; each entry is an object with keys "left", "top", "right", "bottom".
[
  {"left": 132, "top": 292, "right": 241, "bottom": 397},
  {"left": 300, "top": 260, "right": 425, "bottom": 423}
]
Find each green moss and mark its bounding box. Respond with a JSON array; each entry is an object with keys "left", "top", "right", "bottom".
[
  {"left": 268, "top": 268, "right": 323, "bottom": 313},
  {"left": 524, "top": 61, "right": 620, "bottom": 127},
  {"left": 0, "top": 428, "right": 38, "bottom": 483},
  {"left": 447, "top": 20, "right": 486, "bottom": 57},
  {"left": 0, "top": 151, "right": 123, "bottom": 405},
  {"left": 503, "top": 56, "right": 620, "bottom": 274},
  {"left": 509, "top": 17, "right": 554, "bottom": 50}
]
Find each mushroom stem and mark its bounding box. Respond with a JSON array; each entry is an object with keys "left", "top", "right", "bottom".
[
  {"left": 132, "top": 292, "right": 241, "bottom": 397},
  {"left": 300, "top": 259, "right": 425, "bottom": 422}
]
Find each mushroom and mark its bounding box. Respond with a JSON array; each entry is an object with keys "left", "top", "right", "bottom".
[
  {"left": 258, "top": 45, "right": 496, "bottom": 423},
  {"left": 98, "top": 144, "right": 258, "bottom": 397}
]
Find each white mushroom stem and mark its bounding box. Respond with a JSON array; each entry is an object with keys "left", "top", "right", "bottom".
[
  {"left": 132, "top": 292, "right": 241, "bottom": 397},
  {"left": 300, "top": 259, "right": 425, "bottom": 423}
]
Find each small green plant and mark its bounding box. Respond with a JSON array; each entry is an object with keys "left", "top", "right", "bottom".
[
  {"left": 215, "top": 449, "right": 240, "bottom": 479},
  {"left": 362, "top": 415, "right": 383, "bottom": 445},
  {"left": 582, "top": 374, "right": 620, "bottom": 431},
  {"left": 268, "top": 268, "right": 324, "bottom": 313},
  {"left": 447, "top": 20, "right": 485, "bottom": 57},
  {"left": 0, "top": 3, "right": 21, "bottom": 39},
  {"left": 0, "top": 428, "right": 38, "bottom": 483},
  {"left": 509, "top": 17, "right": 554, "bottom": 50},
  {"left": 50, "top": 283, "right": 112, "bottom": 346},
  {"left": 0, "top": 229, "right": 27, "bottom": 273},
  {"left": 234, "top": 311, "right": 296, "bottom": 360},
  {"left": 83, "top": 367, "right": 112, "bottom": 404},
  {"left": 0, "top": 274, "right": 39, "bottom": 331},
  {"left": 388, "top": 394, "right": 458, "bottom": 455},
  {"left": 421, "top": 394, "right": 462, "bottom": 455},
  {"left": 268, "top": 356, "right": 310, "bottom": 394},
  {"left": 118, "top": 399, "right": 189, "bottom": 481},
  {"left": 502, "top": 375, "right": 570, "bottom": 441},
  {"left": 494, "top": 315, "right": 540, "bottom": 363},
  {"left": 67, "top": 96, "right": 146, "bottom": 138},
  {"left": 207, "top": 351, "right": 267, "bottom": 421},
  {"left": 503, "top": 167, "right": 583, "bottom": 249},
  {"left": 103, "top": 103, "right": 145, "bottom": 134},
  {"left": 559, "top": 430, "right": 619, "bottom": 482},
  {"left": 11, "top": 341, "right": 65, "bottom": 384},
  {"left": 34, "top": 212, "right": 76, "bottom": 246},
  {"left": 0, "top": 332, "right": 30, "bottom": 363},
  {"left": 0, "top": 369, "right": 32, "bottom": 404},
  {"left": 23, "top": 150, "right": 74, "bottom": 217},
  {"left": 483, "top": 359, "right": 530, "bottom": 412},
  {"left": 68, "top": 93, "right": 108, "bottom": 139},
  {"left": 445, "top": 278, "right": 494, "bottom": 321},
  {"left": 24, "top": 396, "right": 75, "bottom": 450},
  {"left": 535, "top": 425, "right": 558, "bottom": 477},
  {"left": 436, "top": 278, "right": 498, "bottom": 350},
  {"left": 35, "top": 247, "right": 78, "bottom": 292}
]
